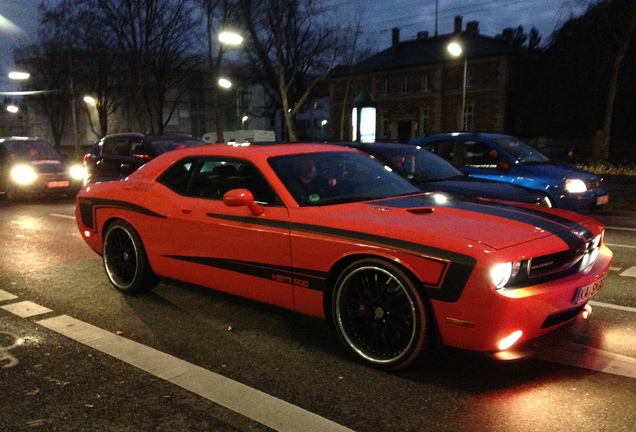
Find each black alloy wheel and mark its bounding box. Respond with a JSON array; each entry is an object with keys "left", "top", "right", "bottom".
[
  {"left": 332, "top": 258, "right": 430, "bottom": 370},
  {"left": 102, "top": 220, "right": 159, "bottom": 294}
]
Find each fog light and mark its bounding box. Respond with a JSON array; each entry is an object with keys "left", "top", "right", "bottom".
[
  {"left": 84, "top": 230, "right": 92, "bottom": 238},
  {"left": 582, "top": 304, "right": 592, "bottom": 320},
  {"left": 498, "top": 330, "right": 523, "bottom": 351}
]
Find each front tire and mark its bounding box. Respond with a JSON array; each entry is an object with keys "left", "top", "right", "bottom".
[
  {"left": 102, "top": 220, "right": 159, "bottom": 294},
  {"left": 332, "top": 258, "right": 430, "bottom": 370}
]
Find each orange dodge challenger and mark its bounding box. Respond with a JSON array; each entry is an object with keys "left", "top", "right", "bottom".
[{"left": 76, "top": 143, "right": 612, "bottom": 370}]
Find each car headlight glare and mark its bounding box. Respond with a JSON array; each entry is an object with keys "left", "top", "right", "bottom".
[
  {"left": 491, "top": 262, "right": 512, "bottom": 289},
  {"left": 564, "top": 178, "right": 587, "bottom": 193},
  {"left": 491, "top": 261, "right": 521, "bottom": 289},
  {"left": 10, "top": 165, "right": 37, "bottom": 185},
  {"left": 69, "top": 164, "right": 86, "bottom": 180}
]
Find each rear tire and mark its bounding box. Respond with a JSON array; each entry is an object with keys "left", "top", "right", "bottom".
[
  {"left": 102, "top": 220, "right": 159, "bottom": 294},
  {"left": 332, "top": 258, "right": 430, "bottom": 370}
]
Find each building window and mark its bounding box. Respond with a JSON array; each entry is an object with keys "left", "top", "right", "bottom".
[
  {"left": 463, "top": 104, "right": 474, "bottom": 131},
  {"left": 382, "top": 113, "right": 390, "bottom": 137},
  {"left": 466, "top": 69, "right": 474, "bottom": 89},
  {"left": 421, "top": 73, "right": 431, "bottom": 92},
  {"left": 382, "top": 79, "right": 389, "bottom": 96},
  {"left": 421, "top": 108, "right": 430, "bottom": 135},
  {"left": 401, "top": 76, "right": 409, "bottom": 94}
]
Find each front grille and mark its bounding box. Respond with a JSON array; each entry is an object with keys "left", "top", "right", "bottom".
[{"left": 528, "top": 247, "right": 585, "bottom": 279}]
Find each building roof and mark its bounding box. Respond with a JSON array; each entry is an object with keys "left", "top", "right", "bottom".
[{"left": 340, "top": 27, "right": 532, "bottom": 77}]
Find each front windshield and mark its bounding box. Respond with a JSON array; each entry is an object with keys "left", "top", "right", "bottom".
[
  {"left": 374, "top": 146, "right": 465, "bottom": 182},
  {"left": 150, "top": 137, "right": 206, "bottom": 154},
  {"left": 494, "top": 137, "right": 550, "bottom": 163},
  {"left": 269, "top": 151, "right": 420, "bottom": 206},
  {"left": 2, "top": 139, "right": 62, "bottom": 161}
]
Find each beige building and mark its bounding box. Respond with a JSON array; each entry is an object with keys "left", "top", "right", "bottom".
[{"left": 329, "top": 17, "right": 532, "bottom": 142}]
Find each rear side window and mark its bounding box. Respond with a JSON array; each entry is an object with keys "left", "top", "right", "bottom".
[
  {"left": 158, "top": 157, "right": 279, "bottom": 205},
  {"left": 103, "top": 138, "right": 131, "bottom": 156}
]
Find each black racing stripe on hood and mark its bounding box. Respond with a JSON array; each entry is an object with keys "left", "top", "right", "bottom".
[
  {"left": 165, "top": 255, "right": 328, "bottom": 291},
  {"left": 373, "top": 195, "right": 593, "bottom": 248}
]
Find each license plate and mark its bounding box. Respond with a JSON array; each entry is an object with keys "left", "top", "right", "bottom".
[
  {"left": 47, "top": 181, "right": 70, "bottom": 188},
  {"left": 573, "top": 275, "right": 606, "bottom": 305},
  {"left": 596, "top": 195, "right": 609, "bottom": 205}
]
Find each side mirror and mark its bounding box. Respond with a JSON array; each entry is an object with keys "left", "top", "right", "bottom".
[{"left": 223, "top": 188, "right": 264, "bottom": 216}]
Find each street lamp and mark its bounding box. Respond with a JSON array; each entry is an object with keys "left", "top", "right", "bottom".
[
  {"left": 8, "top": 71, "right": 30, "bottom": 81},
  {"left": 241, "top": 115, "right": 248, "bottom": 130},
  {"left": 6, "top": 105, "right": 19, "bottom": 113},
  {"left": 218, "top": 30, "right": 243, "bottom": 46},
  {"left": 447, "top": 41, "right": 467, "bottom": 131}
]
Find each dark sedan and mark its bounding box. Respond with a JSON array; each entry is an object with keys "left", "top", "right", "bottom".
[
  {"left": 0, "top": 137, "right": 84, "bottom": 201},
  {"left": 83, "top": 132, "right": 206, "bottom": 183},
  {"left": 337, "top": 141, "right": 552, "bottom": 207}
]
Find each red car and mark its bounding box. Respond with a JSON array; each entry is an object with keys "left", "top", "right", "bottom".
[{"left": 75, "top": 143, "right": 612, "bottom": 370}]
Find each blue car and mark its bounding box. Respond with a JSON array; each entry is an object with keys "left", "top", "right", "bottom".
[
  {"left": 410, "top": 133, "right": 609, "bottom": 213},
  {"left": 334, "top": 141, "right": 551, "bottom": 207}
]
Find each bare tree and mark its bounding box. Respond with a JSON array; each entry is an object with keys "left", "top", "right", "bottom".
[
  {"left": 94, "top": 0, "right": 199, "bottom": 133},
  {"left": 594, "top": 0, "right": 636, "bottom": 159},
  {"left": 238, "top": 0, "right": 346, "bottom": 141},
  {"left": 198, "top": 0, "right": 241, "bottom": 142},
  {"left": 15, "top": 43, "right": 69, "bottom": 150}
]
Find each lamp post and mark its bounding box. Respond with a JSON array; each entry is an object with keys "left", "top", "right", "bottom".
[{"left": 447, "top": 41, "right": 467, "bottom": 131}]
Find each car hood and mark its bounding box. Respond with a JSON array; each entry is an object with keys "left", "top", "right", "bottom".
[
  {"left": 23, "top": 159, "right": 66, "bottom": 173},
  {"left": 516, "top": 162, "right": 601, "bottom": 182},
  {"left": 316, "top": 194, "right": 596, "bottom": 251},
  {"left": 416, "top": 178, "right": 542, "bottom": 204}
]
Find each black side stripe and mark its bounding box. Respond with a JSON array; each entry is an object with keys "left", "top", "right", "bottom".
[
  {"left": 78, "top": 197, "right": 167, "bottom": 230},
  {"left": 164, "top": 256, "right": 328, "bottom": 292},
  {"left": 205, "top": 212, "right": 477, "bottom": 303}
]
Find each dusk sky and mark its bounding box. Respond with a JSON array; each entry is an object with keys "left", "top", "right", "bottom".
[{"left": 1, "top": 0, "right": 591, "bottom": 88}]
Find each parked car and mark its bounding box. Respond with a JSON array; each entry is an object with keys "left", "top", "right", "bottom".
[
  {"left": 76, "top": 142, "right": 611, "bottom": 370},
  {"left": 0, "top": 136, "right": 84, "bottom": 200},
  {"left": 336, "top": 141, "right": 552, "bottom": 207},
  {"left": 410, "top": 133, "right": 609, "bottom": 213},
  {"left": 83, "top": 132, "right": 206, "bottom": 183}
]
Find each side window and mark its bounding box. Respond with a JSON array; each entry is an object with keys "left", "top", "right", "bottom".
[
  {"left": 423, "top": 140, "right": 455, "bottom": 163},
  {"left": 463, "top": 141, "right": 503, "bottom": 169},
  {"left": 103, "top": 138, "right": 129, "bottom": 156},
  {"left": 160, "top": 157, "right": 279, "bottom": 205},
  {"left": 157, "top": 158, "right": 197, "bottom": 195}
]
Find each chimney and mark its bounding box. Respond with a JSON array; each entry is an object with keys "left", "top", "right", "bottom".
[
  {"left": 417, "top": 31, "right": 429, "bottom": 40},
  {"left": 454, "top": 16, "right": 463, "bottom": 34},
  {"left": 466, "top": 21, "right": 479, "bottom": 35},
  {"left": 392, "top": 27, "right": 400, "bottom": 48}
]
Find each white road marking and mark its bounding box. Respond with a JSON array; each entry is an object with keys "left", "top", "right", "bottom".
[
  {"left": 0, "top": 290, "right": 18, "bottom": 302},
  {"left": 0, "top": 301, "right": 52, "bottom": 318},
  {"left": 537, "top": 343, "right": 636, "bottom": 379},
  {"left": 606, "top": 243, "right": 636, "bottom": 249},
  {"left": 605, "top": 226, "right": 636, "bottom": 232},
  {"left": 50, "top": 213, "right": 75, "bottom": 220},
  {"left": 35, "top": 314, "right": 354, "bottom": 432},
  {"left": 589, "top": 301, "right": 636, "bottom": 314},
  {"left": 619, "top": 266, "right": 636, "bottom": 277}
]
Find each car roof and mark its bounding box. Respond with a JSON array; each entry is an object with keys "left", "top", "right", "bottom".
[
  {"left": 132, "top": 142, "right": 360, "bottom": 178},
  {"left": 411, "top": 132, "right": 513, "bottom": 143}
]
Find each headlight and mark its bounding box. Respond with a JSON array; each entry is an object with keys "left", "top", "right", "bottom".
[
  {"left": 10, "top": 165, "right": 37, "bottom": 185},
  {"left": 491, "top": 261, "right": 521, "bottom": 289},
  {"left": 69, "top": 164, "right": 86, "bottom": 180},
  {"left": 564, "top": 178, "right": 587, "bottom": 193}
]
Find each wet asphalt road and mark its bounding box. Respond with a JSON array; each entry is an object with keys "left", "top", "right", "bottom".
[{"left": 1, "top": 198, "right": 635, "bottom": 432}]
